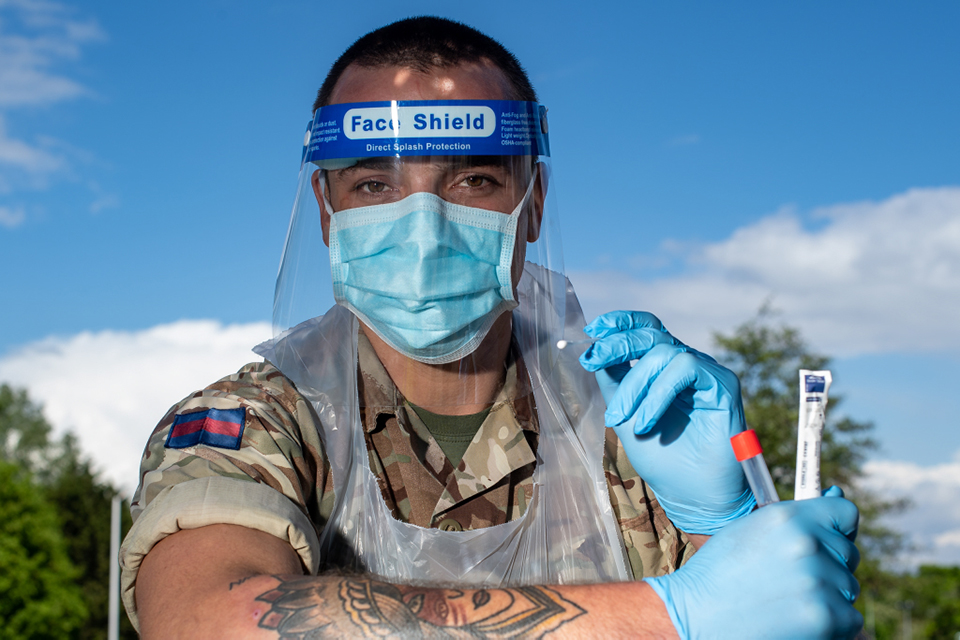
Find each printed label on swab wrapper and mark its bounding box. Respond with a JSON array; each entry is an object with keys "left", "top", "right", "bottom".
[{"left": 794, "top": 370, "right": 832, "bottom": 500}]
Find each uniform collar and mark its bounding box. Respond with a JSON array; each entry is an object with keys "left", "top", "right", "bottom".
[{"left": 357, "top": 328, "right": 538, "bottom": 437}]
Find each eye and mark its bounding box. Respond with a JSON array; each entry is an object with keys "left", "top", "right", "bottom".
[
  {"left": 457, "top": 174, "right": 493, "bottom": 188},
  {"left": 358, "top": 180, "right": 389, "bottom": 193}
]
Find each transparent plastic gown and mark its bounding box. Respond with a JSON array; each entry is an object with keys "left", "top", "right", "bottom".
[{"left": 256, "top": 98, "right": 631, "bottom": 586}]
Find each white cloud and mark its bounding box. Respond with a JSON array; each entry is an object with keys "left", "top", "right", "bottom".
[
  {"left": 0, "top": 113, "right": 63, "bottom": 175},
  {"left": 862, "top": 452, "right": 960, "bottom": 568},
  {"left": 0, "top": 204, "right": 25, "bottom": 227},
  {"left": 935, "top": 530, "right": 960, "bottom": 548},
  {"left": 87, "top": 180, "right": 119, "bottom": 213},
  {"left": 0, "top": 0, "right": 104, "bottom": 219},
  {"left": 570, "top": 187, "right": 960, "bottom": 356},
  {"left": 0, "top": 320, "right": 272, "bottom": 494},
  {"left": 0, "top": 0, "right": 104, "bottom": 108}
]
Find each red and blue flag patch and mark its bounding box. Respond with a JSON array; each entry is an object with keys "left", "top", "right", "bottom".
[{"left": 165, "top": 407, "right": 246, "bottom": 450}]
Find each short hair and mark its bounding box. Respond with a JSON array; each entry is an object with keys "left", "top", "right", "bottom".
[{"left": 313, "top": 16, "right": 537, "bottom": 111}]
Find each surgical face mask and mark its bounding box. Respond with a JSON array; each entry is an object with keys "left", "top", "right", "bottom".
[{"left": 327, "top": 173, "right": 537, "bottom": 364}]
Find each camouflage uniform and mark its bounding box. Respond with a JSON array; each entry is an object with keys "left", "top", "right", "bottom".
[{"left": 120, "top": 332, "right": 695, "bottom": 625}]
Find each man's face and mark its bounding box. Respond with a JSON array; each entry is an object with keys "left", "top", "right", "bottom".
[
  {"left": 325, "top": 155, "right": 534, "bottom": 216},
  {"left": 312, "top": 61, "right": 543, "bottom": 257}
]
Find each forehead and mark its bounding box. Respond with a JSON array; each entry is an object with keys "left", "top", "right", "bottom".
[{"left": 327, "top": 60, "right": 514, "bottom": 105}]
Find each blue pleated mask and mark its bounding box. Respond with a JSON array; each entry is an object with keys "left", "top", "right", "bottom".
[{"left": 327, "top": 175, "right": 536, "bottom": 364}]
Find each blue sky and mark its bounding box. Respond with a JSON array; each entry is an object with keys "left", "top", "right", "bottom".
[{"left": 1, "top": 0, "right": 959, "bottom": 565}]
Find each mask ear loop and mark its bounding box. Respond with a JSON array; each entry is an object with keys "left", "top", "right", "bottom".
[
  {"left": 512, "top": 165, "right": 540, "bottom": 218},
  {"left": 318, "top": 169, "right": 336, "bottom": 215}
]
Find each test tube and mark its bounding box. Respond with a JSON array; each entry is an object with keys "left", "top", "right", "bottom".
[{"left": 730, "top": 430, "right": 780, "bottom": 508}]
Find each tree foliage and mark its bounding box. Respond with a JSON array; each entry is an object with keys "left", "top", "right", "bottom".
[
  {"left": 711, "top": 308, "right": 906, "bottom": 563},
  {"left": 861, "top": 565, "right": 960, "bottom": 640},
  {"left": 0, "top": 384, "right": 53, "bottom": 474},
  {"left": 712, "top": 306, "right": 876, "bottom": 497},
  {"left": 45, "top": 434, "right": 136, "bottom": 640},
  {"left": 0, "top": 383, "right": 136, "bottom": 639},
  {"left": 0, "top": 460, "right": 88, "bottom": 639}
]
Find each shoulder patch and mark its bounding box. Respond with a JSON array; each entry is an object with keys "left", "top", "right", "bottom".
[{"left": 166, "top": 407, "right": 246, "bottom": 450}]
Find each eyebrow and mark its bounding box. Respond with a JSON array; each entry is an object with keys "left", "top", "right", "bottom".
[
  {"left": 333, "top": 158, "right": 400, "bottom": 177},
  {"left": 334, "top": 155, "right": 514, "bottom": 177},
  {"left": 454, "top": 156, "right": 513, "bottom": 172}
]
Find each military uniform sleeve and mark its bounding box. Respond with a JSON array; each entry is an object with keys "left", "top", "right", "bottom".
[
  {"left": 602, "top": 428, "right": 697, "bottom": 579},
  {"left": 119, "top": 361, "right": 332, "bottom": 628}
]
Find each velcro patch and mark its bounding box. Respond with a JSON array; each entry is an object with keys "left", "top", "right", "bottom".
[{"left": 166, "top": 407, "right": 246, "bottom": 450}]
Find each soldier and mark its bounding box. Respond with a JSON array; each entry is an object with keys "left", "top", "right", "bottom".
[{"left": 122, "top": 17, "right": 863, "bottom": 639}]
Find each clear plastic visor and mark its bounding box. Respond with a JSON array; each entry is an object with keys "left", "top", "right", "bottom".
[
  {"left": 271, "top": 108, "right": 570, "bottom": 413},
  {"left": 322, "top": 154, "right": 539, "bottom": 215}
]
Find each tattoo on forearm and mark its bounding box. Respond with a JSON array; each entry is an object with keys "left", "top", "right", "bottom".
[
  {"left": 229, "top": 575, "right": 254, "bottom": 591},
  {"left": 255, "top": 575, "right": 585, "bottom": 638}
]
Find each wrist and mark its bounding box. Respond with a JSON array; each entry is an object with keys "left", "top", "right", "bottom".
[
  {"left": 684, "top": 533, "right": 710, "bottom": 550},
  {"left": 630, "top": 581, "right": 682, "bottom": 639},
  {"left": 642, "top": 577, "right": 687, "bottom": 640},
  {"left": 656, "top": 487, "right": 756, "bottom": 535}
]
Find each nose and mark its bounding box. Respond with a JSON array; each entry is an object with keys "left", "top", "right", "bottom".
[{"left": 401, "top": 162, "right": 445, "bottom": 197}]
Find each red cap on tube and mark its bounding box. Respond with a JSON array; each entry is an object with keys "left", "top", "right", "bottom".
[{"left": 730, "top": 429, "right": 763, "bottom": 462}]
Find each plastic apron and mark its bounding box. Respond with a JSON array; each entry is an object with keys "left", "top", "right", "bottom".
[{"left": 254, "top": 263, "right": 631, "bottom": 586}]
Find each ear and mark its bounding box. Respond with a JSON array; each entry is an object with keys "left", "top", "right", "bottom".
[
  {"left": 526, "top": 164, "right": 547, "bottom": 243},
  {"left": 311, "top": 169, "right": 331, "bottom": 247}
]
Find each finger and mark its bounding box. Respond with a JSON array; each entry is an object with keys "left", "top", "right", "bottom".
[
  {"left": 594, "top": 363, "right": 631, "bottom": 406},
  {"left": 605, "top": 344, "right": 689, "bottom": 428},
  {"left": 827, "top": 600, "right": 864, "bottom": 640},
  {"left": 822, "top": 555, "right": 862, "bottom": 605},
  {"left": 805, "top": 558, "right": 861, "bottom": 631},
  {"left": 819, "top": 491, "right": 861, "bottom": 542},
  {"left": 688, "top": 347, "right": 719, "bottom": 365},
  {"left": 822, "top": 485, "right": 845, "bottom": 498},
  {"left": 632, "top": 351, "right": 708, "bottom": 434},
  {"left": 800, "top": 496, "right": 860, "bottom": 542},
  {"left": 819, "top": 529, "right": 862, "bottom": 574},
  {"left": 579, "top": 328, "right": 684, "bottom": 371},
  {"left": 821, "top": 497, "right": 860, "bottom": 541},
  {"left": 584, "top": 310, "right": 666, "bottom": 339}
]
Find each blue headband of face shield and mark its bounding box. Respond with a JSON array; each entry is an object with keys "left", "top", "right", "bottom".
[{"left": 303, "top": 99, "right": 550, "bottom": 168}]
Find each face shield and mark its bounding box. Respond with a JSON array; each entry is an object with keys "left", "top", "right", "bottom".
[{"left": 273, "top": 100, "right": 569, "bottom": 408}]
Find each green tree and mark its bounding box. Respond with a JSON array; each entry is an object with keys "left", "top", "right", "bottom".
[
  {"left": 911, "top": 565, "right": 960, "bottom": 638},
  {"left": 863, "top": 566, "right": 960, "bottom": 640},
  {"left": 712, "top": 306, "right": 876, "bottom": 497},
  {"left": 0, "top": 384, "right": 54, "bottom": 474},
  {"left": 0, "top": 460, "right": 88, "bottom": 638},
  {"left": 44, "top": 433, "right": 136, "bottom": 640},
  {"left": 0, "top": 383, "right": 137, "bottom": 639}
]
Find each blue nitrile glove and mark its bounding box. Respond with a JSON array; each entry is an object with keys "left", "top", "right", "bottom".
[
  {"left": 645, "top": 488, "right": 863, "bottom": 640},
  {"left": 579, "top": 311, "right": 754, "bottom": 534}
]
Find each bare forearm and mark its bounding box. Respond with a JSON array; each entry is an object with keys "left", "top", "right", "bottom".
[
  {"left": 136, "top": 525, "right": 679, "bottom": 639},
  {"left": 151, "top": 572, "right": 677, "bottom": 639}
]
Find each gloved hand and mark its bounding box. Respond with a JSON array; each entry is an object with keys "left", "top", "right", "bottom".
[
  {"left": 579, "top": 310, "right": 754, "bottom": 534},
  {"left": 645, "top": 488, "right": 863, "bottom": 640}
]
